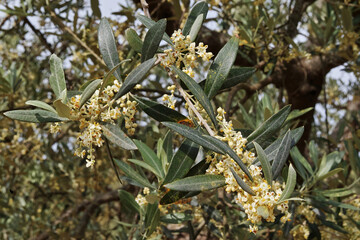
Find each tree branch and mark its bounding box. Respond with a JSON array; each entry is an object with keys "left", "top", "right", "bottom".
[
  {"left": 286, "top": 0, "right": 316, "bottom": 38},
  {"left": 46, "top": 7, "right": 105, "bottom": 67},
  {"left": 30, "top": 190, "right": 120, "bottom": 240},
  {"left": 23, "top": 17, "right": 54, "bottom": 53}
]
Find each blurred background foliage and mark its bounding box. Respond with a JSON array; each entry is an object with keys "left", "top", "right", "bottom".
[{"left": 0, "top": 0, "right": 359, "bottom": 239}]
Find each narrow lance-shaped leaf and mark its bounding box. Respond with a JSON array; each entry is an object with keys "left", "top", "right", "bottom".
[
  {"left": 80, "top": 79, "right": 102, "bottom": 108},
  {"left": 254, "top": 142, "right": 272, "bottom": 186},
  {"left": 162, "top": 122, "right": 252, "bottom": 180},
  {"left": 277, "top": 164, "right": 297, "bottom": 203},
  {"left": 114, "top": 158, "right": 155, "bottom": 189},
  {"left": 317, "top": 168, "right": 344, "bottom": 182},
  {"left": 230, "top": 168, "right": 255, "bottom": 195},
  {"left": 160, "top": 160, "right": 209, "bottom": 205},
  {"left": 246, "top": 105, "right": 291, "bottom": 147},
  {"left": 128, "top": 159, "right": 158, "bottom": 175},
  {"left": 162, "top": 130, "right": 173, "bottom": 167},
  {"left": 137, "top": 15, "right": 173, "bottom": 45},
  {"left": 144, "top": 202, "right": 160, "bottom": 236},
  {"left": 204, "top": 37, "right": 239, "bottom": 99},
  {"left": 272, "top": 130, "right": 292, "bottom": 179},
  {"left": 101, "top": 123, "right": 137, "bottom": 150},
  {"left": 133, "top": 96, "right": 187, "bottom": 122},
  {"left": 221, "top": 67, "right": 256, "bottom": 89},
  {"left": 198, "top": 67, "right": 256, "bottom": 90},
  {"left": 189, "top": 14, "right": 203, "bottom": 42},
  {"left": 172, "top": 66, "right": 217, "bottom": 128},
  {"left": 261, "top": 127, "right": 304, "bottom": 163},
  {"left": 98, "top": 18, "right": 122, "bottom": 81},
  {"left": 25, "top": 100, "right": 57, "bottom": 114},
  {"left": 4, "top": 109, "right": 67, "bottom": 123},
  {"left": 290, "top": 147, "right": 313, "bottom": 175},
  {"left": 125, "top": 28, "right": 143, "bottom": 53},
  {"left": 285, "top": 107, "right": 313, "bottom": 123},
  {"left": 141, "top": 19, "right": 166, "bottom": 62},
  {"left": 163, "top": 139, "right": 199, "bottom": 185},
  {"left": 118, "top": 189, "right": 141, "bottom": 214},
  {"left": 164, "top": 174, "right": 226, "bottom": 191},
  {"left": 114, "top": 57, "right": 156, "bottom": 100},
  {"left": 49, "top": 54, "right": 66, "bottom": 99},
  {"left": 160, "top": 213, "right": 193, "bottom": 224},
  {"left": 182, "top": 1, "right": 208, "bottom": 36},
  {"left": 133, "top": 140, "right": 165, "bottom": 180}
]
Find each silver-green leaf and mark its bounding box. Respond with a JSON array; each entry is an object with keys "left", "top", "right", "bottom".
[
  {"left": 25, "top": 100, "right": 57, "bottom": 114},
  {"left": 277, "top": 164, "right": 297, "bottom": 203},
  {"left": 141, "top": 19, "right": 166, "bottom": 62},
  {"left": 80, "top": 79, "right": 102, "bottom": 108},
  {"left": 98, "top": 18, "right": 121, "bottom": 81},
  {"left": 114, "top": 57, "right": 155, "bottom": 100},
  {"left": 254, "top": 142, "right": 272, "bottom": 186},
  {"left": 272, "top": 130, "right": 292, "bottom": 179},
  {"left": 4, "top": 109, "right": 67, "bottom": 123},
  {"left": 101, "top": 123, "right": 137, "bottom": 150},
  {"left": 230, "top": 168, "right": 255, "bottom": 195},
  {"left": 204, "top": 37, "right": 239, "bottom": 99},
  {"left": 172, "top": 66, "right": 217, "bottom": 128},
  {"left": 49, "top": 54, "right": 66, "bottom": 99},
  {"left": 162, "top": 122, "right": 252, "bottom": 180},
  {"left": 164, "top": 174, "right": 226, "bottom": 191}
]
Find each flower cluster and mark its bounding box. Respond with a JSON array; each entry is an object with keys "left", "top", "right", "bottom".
[
  {"left": 206, "top": 107, "right": 291, "bottom": 234},
  {"left": 50, "top": 80, "right": 138, "bottom": 167},
  {"left": 162, "top": 85, "right": 176, "bottom": 109},
  {"left": 160, "top": 29, "right": 213, "bottom": 77}
]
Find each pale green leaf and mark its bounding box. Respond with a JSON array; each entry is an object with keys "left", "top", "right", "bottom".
[
  {"left": 114, "top": 158, "right": 154, "bottom": 189},
  {"left": 254, "top": 142, "right": 272, "bottom": 186},
  {"left": 4, "top": 109, "right": 67, "bottom": 123},
  {"left": 25, "top": 100, "right": 57, "bottom": 114},
  {"left": 277, "top": 164, "right": 297, "bottom": 203},
  {"left": 49, "top": 54, "right": 66, "bottom": 99},
  {"left": 204, "top": 37, "right": 239, "bottom": 99},
  {"left": 189, "top": 14, "right": 203, "bottom": 42},
  {"left": 182, "top": 1, "right": 208, "bottom": 36},
  {"left": 80, "top": 79, "right": 101, "bottom": 108},
  {"left": 133, "top": 140, "right": 165, "bottom": 180},
  {"left": 101, "top": 123, "right": 137, "bottom": 150},
  {"left": 98, "top": 18, "right": 122, "bottom": 80},
  {"left": 125, "top": 28, "right": 143, "bottom": 53},
  {"left": 272, "top": 130, "right": 292, "bottom": 179},
  {"left": 164, "top": 174, "right": 226, "bottom": 191}
]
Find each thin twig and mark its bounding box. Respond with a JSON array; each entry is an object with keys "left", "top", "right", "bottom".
[
  {"left": 188, "top": 221, "right": 195, "bottom": 240},
  {"left": 140, "top": 0, "right": 151, "bottom": 18},
  {"left": 46, "top": 7, "right": 105, "bottom": 66},
  {"left": 23, "top": 17, "right": 54, "bottom": 53},
  {"left": 105, "top": 138, "right": 123, "bottom": 184},
  {"left": 165, "top": 67, "right": 215, "bottom": 136}
]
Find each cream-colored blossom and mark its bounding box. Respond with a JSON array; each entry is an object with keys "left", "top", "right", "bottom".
[
  {"left": 54, "top": 80, "right": 139, "bottom": 167},
  {"left": 160, "top": 29, "right": 213, "bottom": 75},
  {"left": 206, "top": 107, "right": 291, "bottom": 233}
]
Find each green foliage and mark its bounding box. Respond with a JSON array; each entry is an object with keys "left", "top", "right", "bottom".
[{"left": 1, "top": 0, "right": 359, "bottom": 239}]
